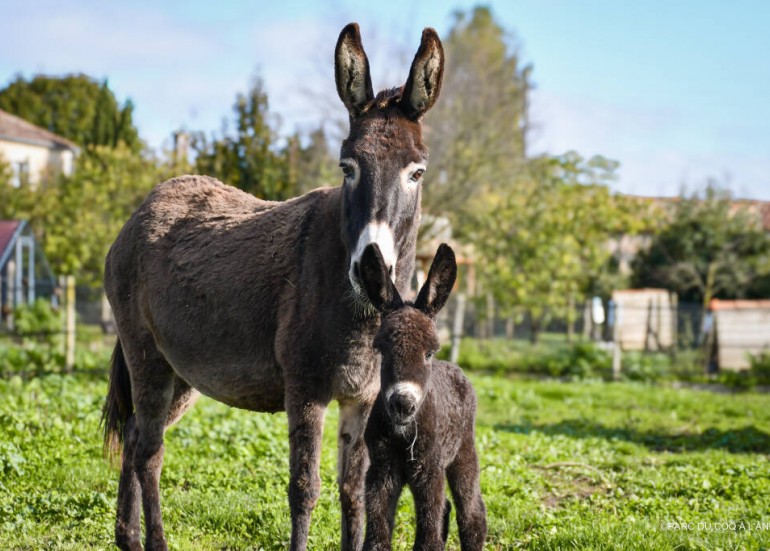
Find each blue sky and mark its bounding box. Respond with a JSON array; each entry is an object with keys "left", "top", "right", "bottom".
[{"left": 1, "top": 0, "right": 768, "bottom": 199}]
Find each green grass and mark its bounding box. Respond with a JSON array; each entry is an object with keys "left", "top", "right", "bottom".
[{"left": 1, "top": 374, "right": 769, "bottom": 549}]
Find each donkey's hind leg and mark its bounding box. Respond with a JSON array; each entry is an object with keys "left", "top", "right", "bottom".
[
  {"left": 115, "top": 374, "right": 196, "bottom": 551},
  {"left": 116, "top": 414, "right": 142, "bottom": 551},
  {"left": 121, "top": 336, "right": 177, "bottom": 551}
]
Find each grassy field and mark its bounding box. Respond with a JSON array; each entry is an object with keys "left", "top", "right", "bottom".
[{"left": 1, "top": 373, "right": 769, "bottom": 550}]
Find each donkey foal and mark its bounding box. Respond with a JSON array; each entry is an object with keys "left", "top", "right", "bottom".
[{"left": 359, "top": 243, "right": 486, "bottom": 550}]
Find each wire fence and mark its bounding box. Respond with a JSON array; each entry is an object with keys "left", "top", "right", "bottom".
[{"left": 2, "top": 281, "right": 769, "bottom": 377}]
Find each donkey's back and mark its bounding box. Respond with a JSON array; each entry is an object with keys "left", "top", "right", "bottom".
[{"left": 105, "top": 174, "right": 336, "bottom": 411}]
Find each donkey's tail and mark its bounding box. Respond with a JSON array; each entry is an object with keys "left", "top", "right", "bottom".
[{"left": 101, "top": 339, "right": 133, "bottom": 462}]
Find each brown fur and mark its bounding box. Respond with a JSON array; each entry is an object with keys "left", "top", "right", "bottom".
[
  {"left": 359, "top": 244, "right": 487, "bottom": 550},
  {"left": 101, "top": 23, "right": 444, "bottom": 551}
]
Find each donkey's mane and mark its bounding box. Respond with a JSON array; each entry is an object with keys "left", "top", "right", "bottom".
[{"left": 361, "top": 87, "right": 404, "bottom": 114}]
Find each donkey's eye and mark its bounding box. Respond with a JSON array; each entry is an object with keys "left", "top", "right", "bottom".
[
  {"left": 340, "top": 164, "right": 353, "bottom": 178},
  {"left": 410, "top": 169, "right": 425, "bottom": 182}
]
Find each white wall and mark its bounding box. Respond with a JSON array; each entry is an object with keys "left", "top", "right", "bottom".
[{"left": 0, "top": 140, "right": 75, "bottom": 187}]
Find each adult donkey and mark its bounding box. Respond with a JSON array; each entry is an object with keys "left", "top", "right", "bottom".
[{"left": 101, "top": 23, "right": 444, "bottom": 551}]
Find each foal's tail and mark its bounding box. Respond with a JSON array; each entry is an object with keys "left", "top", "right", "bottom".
[{"left": 101, "top": 339, "right": 133, "bottom": 462}]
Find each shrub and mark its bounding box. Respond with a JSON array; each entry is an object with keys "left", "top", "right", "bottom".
[
  {"left": 749, "top": 351, "right": 770, "bottom": 386},
  {"left": 621, "top": 351, "right": 671, "bottom": 382},
  {"left": 13, "top": 299, "right": 63, "bottom": 347}
]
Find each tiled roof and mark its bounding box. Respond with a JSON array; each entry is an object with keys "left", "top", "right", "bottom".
[
  {"left": 711, "top": 299, "right": 770, "bottom": 311},
  {"left": 0, "top": 220, "right": 22, "bottom": 266},
  {"left": 0, "top": 109, "right": 79, "bottom": 151}
]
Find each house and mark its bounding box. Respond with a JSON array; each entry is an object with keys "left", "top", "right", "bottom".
[
  {"left": 0, "top": 220, "right": 58, "bottom": 323},
  {"left": 0, "top": 109, "right": 79, "bottom": 188}
]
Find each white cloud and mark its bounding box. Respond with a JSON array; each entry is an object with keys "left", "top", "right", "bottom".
[{"left": 529, "top": 90, "right": 770, "bottom": 200}]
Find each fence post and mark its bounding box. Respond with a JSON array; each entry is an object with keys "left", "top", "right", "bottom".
[
  {"left": 505, "top": 316, "right": 515, "bottom": 340},
  {"left": 612, "top": 303, "right": 621, "bottom": 381},
  {"left": 64, "top": 276, "right": 76, "bottom": 373},
  {"left": 486, "top": 292, "right": 495, "bottom": 340},
  {"left": 450, "top": 292, "right": 466, "bottom": 364},
  {"left": 670, "top": 292, "right": 678, "bottom": 358}
]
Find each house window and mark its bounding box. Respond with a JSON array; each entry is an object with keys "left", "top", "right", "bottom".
[{"left": 11, "top": 160, "right": 30, "bottom": 188}]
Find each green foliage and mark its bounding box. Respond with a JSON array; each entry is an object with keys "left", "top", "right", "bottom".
[
  {"left": 285, "top": 126, "right": 339, "bottom": 194},
  {"left": 13, "top": 299, "right": 62, "bottom": 344},
  {"left": 748, "top": 351, "right": 770, "bottom": 385},
  {"left": 0, "top": 342, "right": 65, "bottom": 377},
  {"left": 718, "top": 352, "right": 770, "bottom": 389},
  {"left": 192, "top": 78, "right": 334, "bottom": 200},
  {"left": 621, "top": 351, "right": 672, "bottom": 382},
  {"left": 0, "top": 300, "right": 64, "bottom": 377},
  {"left": 466, "top": 153, "right": 631, "bottom": 342},
  {"left": 1, "top": 375, "right": 769, "bottom": 549},
  {"left": 441, "top": 338, "right": 710, "bottom": 384},
  {"left": 423, "top": 6, "right": 530, "bottom": 230},
  {"left": 0, "top": 144, "right": 160, "bottom": 286},
  {"left": 439, "top": 337, "right": 612, "bottom": 379},
  {"left": 632, "top": 185, "right": 770, "bottom": 307},
  {"left": 0, "top": 74, "right": 141, "bottom": 151}
]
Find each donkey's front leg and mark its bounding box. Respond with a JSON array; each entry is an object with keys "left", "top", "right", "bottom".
[
  {"left": 286, "top": 396, "right": 328, "bottom": 551},
  {"left": 338, "top": 400, "right": 374, "bottom": 551}
]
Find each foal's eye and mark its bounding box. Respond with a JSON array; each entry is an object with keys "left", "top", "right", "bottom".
[
  {"left": 424, "top": 351, "right": 434, "bottom": 362},
  {"left": 410, "top": 169, "right": 425, "bottom": 182}
]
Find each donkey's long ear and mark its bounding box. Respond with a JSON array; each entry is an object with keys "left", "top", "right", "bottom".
[
  {"left": 399, "top": 28, "right": 444, "bottom": 120},
  {"left": 335, "top": 23, "right": 374, "bottom": 119},
  {"left": 360, "top": 243, "right": 403, "bottom": 314},
  {"left": 415, "top": 243, "right": 456, "bottom": 318}
]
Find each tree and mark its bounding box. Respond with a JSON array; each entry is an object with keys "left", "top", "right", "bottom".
[
  {"left": 0, "top": 74, "right": 141, "bottom": 151},
  {"left": 423, "top": 6, "right": 531, "bottom": 233},
  {"left": 632, "top": 185, "right": 770, "bottom": 309},
  {"left": 192, "top": 78, "right": 296, "bottom": 200},
  {"left": 0, "top": 145, "right": 159, "bottom": 287},
  {"left": 467, "top": 152, "right": 628, "bottom": 343},
  {"left": 285, "top": 126, "right": 339, "bottom": 195}
]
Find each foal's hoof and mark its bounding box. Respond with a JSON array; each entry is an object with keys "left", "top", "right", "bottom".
[
  {"left": 144, "top": 536, "right": 169, "bottom": 551},
  {"left": 115, "top": 538, "right": 142, "bottom": 551}
]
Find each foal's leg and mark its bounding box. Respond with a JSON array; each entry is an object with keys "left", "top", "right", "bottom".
[
  {"left": 286, "top": 394, "right": 328, "bottom": 551},
  {"left": 362, "top": 440, "right": 402, "bottom": 551},
  {"left": 410, "top": 472, "right": 449, "bottom": 550},
  {"left": 446, "top": 432, "right": 486, "bottom": 551},
  {"left": 337, "top": 400, "right": 374, "bottom": 551}
]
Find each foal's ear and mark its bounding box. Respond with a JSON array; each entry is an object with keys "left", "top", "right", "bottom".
[
  {"left": 415, "top": 243, "right": 456, "bottom": 318},
  {"left": 400, "top": 28, "right": 444, "bottom": 120},
  {"left": 360, "top": 244, "right": 403, "bottom": 314},
  {"left": 335, "top": 23, "right": 374, "bottom": 119}
]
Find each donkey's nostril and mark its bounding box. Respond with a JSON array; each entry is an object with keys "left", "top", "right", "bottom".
[
  {"left": 352, "top": 261, "right": 361, "bottom": 282},
  {"left": 388, "top": 265, "right": 394, "bottom": 278}
]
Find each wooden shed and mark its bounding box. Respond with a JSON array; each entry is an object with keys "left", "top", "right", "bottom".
[
  {"left": 611, "top": 288, "right": 676, "bottom": 351},
  {"left": 708, "top": 299, "right": 770, "bottom": 371}
]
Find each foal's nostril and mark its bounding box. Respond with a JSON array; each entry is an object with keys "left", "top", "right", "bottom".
[
  {"left": 352, "top": 261, "right": 361, "bottom": 282},
  {"left": 389, "top": 394, "right": 416, "bottom": 418},
  {"left": 388, "top": 265, "right": 394, "bottom": 278}
]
